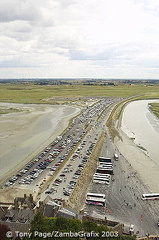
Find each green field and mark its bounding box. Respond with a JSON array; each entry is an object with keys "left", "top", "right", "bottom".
[
  {"left": 0, "top": 83, "right": 159, "bottom": 104},
  {"left": 149, "top": 103, "right": 159, "bottom": 118}
]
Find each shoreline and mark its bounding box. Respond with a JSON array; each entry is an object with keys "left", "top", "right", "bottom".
[
  {"left": 114, "top": 104, "right": 159, "bottom": 193},
  {"left": 0, "top": 103, "right": 81, "bottom": 185}
]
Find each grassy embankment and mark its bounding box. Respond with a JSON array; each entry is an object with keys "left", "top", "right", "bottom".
[
  {"left": 69, "top": 132, "right": 105, "bottom": 211},
  {"left": 148, "top": 103, "right": 159, "bottom": 119},
  {"left": 1, "top": 83, "right": 159, "bottom": 104},
  {"left": 0, "top": 107, "right": 22, "bottom": 115}
]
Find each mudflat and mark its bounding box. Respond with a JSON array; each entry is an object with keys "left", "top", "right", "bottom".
[
  {"left": 115, "top": 100, "right": 159, "bottom": 193},
  {"left": 0, "top": 103, "right": 80, "bottom": 184}
]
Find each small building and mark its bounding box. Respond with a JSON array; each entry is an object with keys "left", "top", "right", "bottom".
[
  {"left": 43, "top": 200, "right": 61, "bottom": 217},
  {"left": 57, "top": 207, "right": 79, "bottom": 219}
]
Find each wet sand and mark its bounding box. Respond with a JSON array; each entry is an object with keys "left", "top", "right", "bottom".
[
  {"left": 0, "top": 103, "right": 80, "bottom": 184},
  {"left": 115, "top": 102, "right": 159, "bottom": 193}
]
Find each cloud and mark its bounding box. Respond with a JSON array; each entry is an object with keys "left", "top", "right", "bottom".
[
  {"left": 1, "top": 0, "right": 159, "bottom": 78},
  {"left": 0, "top": 0, "right": 42, "bottom": 23}
]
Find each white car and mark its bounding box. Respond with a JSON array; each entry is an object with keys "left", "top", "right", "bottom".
[{"left": 129, "top": 225, "right": 134, "bottom": 234}]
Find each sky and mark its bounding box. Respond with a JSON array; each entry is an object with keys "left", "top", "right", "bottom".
[{"left": 1, "top": 0, "right": 159, "bottom": 79}]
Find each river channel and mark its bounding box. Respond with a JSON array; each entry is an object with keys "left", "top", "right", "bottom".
[{"left": 121, "top": 99, "right": 159, "bottom": 164}]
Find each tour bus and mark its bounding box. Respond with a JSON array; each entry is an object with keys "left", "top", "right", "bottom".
[
  {"left": 93, "top": 173, "right": 111, "bottom": 179},
  {"left": 142, "top": 193, "right": 159, "bottom": 200},
  {"left": 98, "top": 162, "right": 113, "bottom": 167},
  {"left": 96, "top": 167, "right": 113, "bottom": 174},
  {"left": 93, "top": 179, "right": 110, "bottom": 185},
  {"left": 86, "top": 193, "right": 106, "bottom": 206},
  {"left": 93, "top": 173, "right": 110, "bottom": 180},
  {"left": 87, "top": 192, "right": 106, "bottom": 199},
  {"left": 93, "top": 175, "right": 110, "bottom": 180},
  {"left": 86, "top": 197, "right": 105, "bottom": 206},
  {"left": 93, "top": 178, "right": 110, "bottom": 184},
  {"left": 96, "top": 166, "right": 113, "bottom": 171},
  {"left": 98, "top": 163, "right": 113, "bottom": 168},
  {"left": 114, "top": 153, "right": 119, "bottom": 161},
  {"left": 98, "top": 157, "right": 112, "bottom": 163}
]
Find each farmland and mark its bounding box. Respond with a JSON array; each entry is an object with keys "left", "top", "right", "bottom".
[{"left": 0, "top": 83, "right": 159, "bottom": 104}]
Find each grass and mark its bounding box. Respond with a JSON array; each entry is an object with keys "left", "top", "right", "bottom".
[
  {"left": 0, "top": 107, "right": 22, "bottom": 115},
  {"left": 148, "top": 103, "right": 159, "bottom": 118},
  {"left": 0, "top": 83, "right": 159, "bottom": 104}
]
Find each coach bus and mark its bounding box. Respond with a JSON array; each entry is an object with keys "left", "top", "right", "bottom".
[
  {"left": 93, "top": 173, "right": 111, "bottom": 179},
  {"left": 98, "top": 164, "right": 113, "bottom": 169},
  {"left": 86, "top": 192, "right": 106, "bottom": 199},
  {"left": 93, "top": 178, "right": 110, "bottom": 185},
  {"left": 142, "top": 193, "right": 159, "bottom": 200},
  {"left": 96, "top": 167, "right": 113, "bottom": 175},
  {"left": 98, "top": 157, "right": 112, "bottom": 163},
  {"left": 86, "top": 196, "right": 106, "bottom": 206},
  {"left": 93, "top": 175, "right": 110, "bottom": 180},
  {"left": 98, "top": 162, "right": 113, "bottom": 167}
]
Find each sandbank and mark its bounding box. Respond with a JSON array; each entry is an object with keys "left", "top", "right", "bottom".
[{"left": 0, "top": 103, "right": 80, "bottom": 184}]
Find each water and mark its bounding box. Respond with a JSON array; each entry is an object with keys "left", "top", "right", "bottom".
[
  {"left": 121, "top": 99, "right": 159, "bottom": 163},
  {"left": 0, "top": 103, "right": 80, "bottom": 182}
]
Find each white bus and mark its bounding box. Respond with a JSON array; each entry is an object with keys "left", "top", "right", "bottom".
[
  {"left": 96, "top": 168, "right": 113, "bottom": 175},
  {"left": 86, "top": 197, "right": 105, "bottom": 206},
  {"left": 93, "top": 175, "right": 110, "bottom": 181},
  {"left": 97, "top": 167, "right": 113, "bottom": 171},
  {"left": 93, "top": 178, "right": 110, "bottom": 184},
  {"left": 86, "top": 192, "right": 106, "bottom": 199},
  {"left": 98, "top": 157, "right": 112, "bottom": 163},
  {"left": 98, "top": 162, "right": 113, "bottom": 167},
  {"left": 142, "top": 193, "right": 159, "bottom": 200},
  {"left": 93, "top": 173, "right": 111, "bottom": 178},
  {"left": 93, "top": 179, "right": 110, "bottom": 185},
  {"left": 93, "top": 176, "right": 110, "bottom": 181},
  {"left": 98, "top": 164, "right": 113, "bottom": 169}
]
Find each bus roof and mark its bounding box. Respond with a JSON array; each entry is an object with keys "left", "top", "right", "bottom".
[
  {"left": 142, "top": 193, "right": 159, "bottom": 197},
  {"left": 87, "top": 192, "right": 106, "bottom": 198},
  {"left": 94, "top": 173, "right": 111, "bottom": 177},
  {"left": 93, "top": 177, "right": 110, "bottom": 181},
  {"left": 86, "top": 196, "right": 106, "bottom": 202}
]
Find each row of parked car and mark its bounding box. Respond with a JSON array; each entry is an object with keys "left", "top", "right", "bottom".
[
  {"left": 3, "top": 137, "right": 65, "bottom": 187},
  {"left": 62, "top": 141, "right": 97, "bottom": 196}
]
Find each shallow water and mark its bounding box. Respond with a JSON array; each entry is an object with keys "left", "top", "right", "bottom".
[
  {"left": 0, "top": 103, "right": 80, "bottom": 182},
  {"left": 121, "top": 99, "right": 159, "bottom": 163}
]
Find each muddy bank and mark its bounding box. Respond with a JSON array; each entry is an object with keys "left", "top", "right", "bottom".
[
  {"left": 0, "top": 103, "right": 80, "bottom": 184},
  {"left": 114, "top": 100, "right": 159, "bottom": 192}
]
